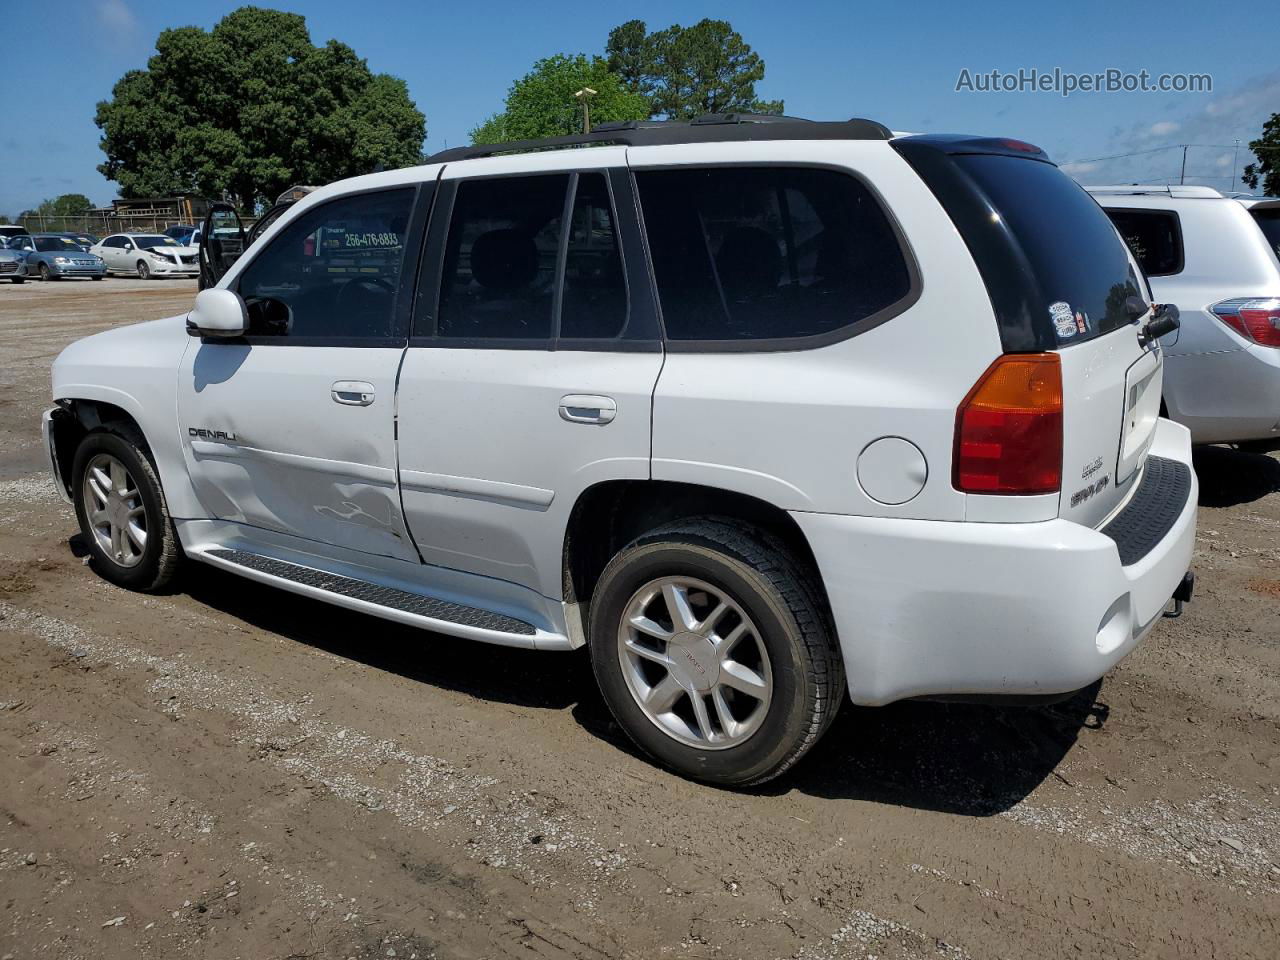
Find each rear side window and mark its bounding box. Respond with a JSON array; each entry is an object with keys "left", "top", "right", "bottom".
[
  {"left": 1105, "top": 209, "right": 1183, "bottom": 277},
  {"left": 1253, "top": 208, "right": 1280, "bottom": 260},
  {"left": 635, "top": 167, "right": 912, "bottom": 344},
  {"left": 438, "top": 174, "right": 568, "bottom": 340},
  {"left": 953, "top": 155, "right": 1141, "bottom": 346}
]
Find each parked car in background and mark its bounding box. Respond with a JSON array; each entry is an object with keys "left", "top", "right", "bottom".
[
  {"left": 1089, "top": 186, "right": 1280, "bottom": 450},
  {"left": 89, "top": 233, "right": 198, "bottom": 279},
  {"left": 47, "top": 118, "right": 1196, "bottom": 786},
  {"left": 0, "top": 225, "right": 29, "bottom": 244},
  {"left": 56, "top": 231, "right": 99, "bottom": 250},
  {"left": 8, "top": 234, "right": 105, "bottom": 281},
  {"left": 0, "top": 246, "right": 28, "bottom": 283},
  {"left": 164, "top": 224, "right": 198, "bottom": 246}
]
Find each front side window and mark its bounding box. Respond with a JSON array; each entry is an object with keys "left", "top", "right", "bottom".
[
  {"left": 1105, "top": 209, "right": 1183, "bottom": 276},
  {"left": 236, "top": 187, "right": 415, "bottom": 340},
  {"left": 437, "top": 174, "right": 568, "bottom": 340},
  {"left": 635, "top": 166, "right": 912, "bottom": 343}
]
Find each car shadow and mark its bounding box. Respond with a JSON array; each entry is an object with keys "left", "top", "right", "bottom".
[
  {"left": 180, "top": 563, "right": 589, "bottom": 711},
  {"left": 1193, "top": 444, "right": 1280, "bottom": 508},
  {"left": 170, "top": 563, "right": 1101, "bottom": 815},
  {"left": 772, "top": 683, "right": 1106, "bottom": 814}
]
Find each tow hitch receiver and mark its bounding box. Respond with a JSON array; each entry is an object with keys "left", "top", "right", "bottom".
[{"left": 1163, "top": 571, "right": 1195, "bottom": 619}]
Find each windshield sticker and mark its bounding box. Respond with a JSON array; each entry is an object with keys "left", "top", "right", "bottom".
[
  {"left": 1075, "top": 310, "right": 1091, "bottom": 335},
  {"left": 1049, "top": 301, "right": 1076, "bottom": 339}
]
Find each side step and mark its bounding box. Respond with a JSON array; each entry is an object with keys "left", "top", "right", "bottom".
[{"left": 197, "top": 547, "right": 565, "bottom": 649}]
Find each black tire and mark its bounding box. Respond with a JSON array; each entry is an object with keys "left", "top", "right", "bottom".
[
  {"left": 71, "top": 423, "right": 183, "bottom": 592},
  {"left": 589, "top": 518, "right": 844, "bottom": 787},
  {"left": 10, "top": 277, "right": 23, "bottom": 284},
  {"left": 91, "top": 274, "right": 103, "bottom": 281},
  {"left": 136, "top": 260, "right": 151, "bottom": 280},
  {"left": 38, "top": 262, "right": 53, "bottom": 281}
]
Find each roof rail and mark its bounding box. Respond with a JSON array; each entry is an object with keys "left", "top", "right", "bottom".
[
  {"left": 425, "top": 114, "right": 893, "bottom": 163},
  {"left": 1084, "top": 184, "right": 1224, "bottom": 200}
]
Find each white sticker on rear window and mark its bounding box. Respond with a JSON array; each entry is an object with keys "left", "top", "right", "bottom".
[{"left": 1049, "top": 301, "right": 1076, "bottom": 339}]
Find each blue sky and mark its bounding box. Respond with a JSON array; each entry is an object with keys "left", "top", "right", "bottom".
[{"left": 2, "top": 0, "right": 1277, "bottom": 215}]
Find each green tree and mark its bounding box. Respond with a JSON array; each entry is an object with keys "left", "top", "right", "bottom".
[
  {"left": 95, "top": 6, "right": 426, "bottom": 211},
  {"left": 606, "top": 19, "right": 783, "bottom": 120},
  {"left": 1242, "top": 113, "right": 1280, "bottom": 196},
  {"left": 470, "top": 54, "right": 649, "bottom": 145},
  {"left": 36, "top": 194, "right": 94, "bottom": 218}
]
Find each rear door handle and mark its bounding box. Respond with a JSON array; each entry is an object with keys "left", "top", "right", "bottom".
[
  {"left": 332, "top": 380, "right": 375, "bottom": 406},
  {"left": 559, "top": 394, "right": 617, "bottom": 425}
]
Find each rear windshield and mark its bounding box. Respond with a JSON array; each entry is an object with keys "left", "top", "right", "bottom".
[
  {"left": 955, "top": 155, "right": 1142, "bottom": 346},
  {"left": 1253, "top": 208, "right": 1280, "bottom": 260}
]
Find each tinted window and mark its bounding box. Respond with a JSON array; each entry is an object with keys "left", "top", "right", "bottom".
[
  {"left": 237, "top": 187, "right": 415, "bottom": 340},
  {"left": 1105, "top": 209, "right": 1183, "bottom": 276},
  {"left": 955, "top": 156, "right": 1141, "bottom": 345},
  {"left": 561, "top": 173, "right": 627, "bottom": 339},
  {"left": 1252, "top": 208, "right": 1280, "bottom": 260},
  {"left": 438, "top": 174, "right": 568, "bottom": 340},
  {"left": 635, "top": 167, "right": 911, "bottom": 342},
  {"left": 35, "top": 237, "right": 78, "bottom": 252}
]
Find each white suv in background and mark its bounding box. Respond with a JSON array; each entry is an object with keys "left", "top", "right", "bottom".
[
  {"left": 1089, "top": 186, "right": 1280, "bottom": 448},
  {"left": 44, "top": 117, "right": 1196, "bottom": 785}
]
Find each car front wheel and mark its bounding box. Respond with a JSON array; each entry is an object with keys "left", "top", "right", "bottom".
[
  {"left": 72, "top": 423, "right": 183, "bottom": 592},
  {"left": 136, "top": 260, "right": 151, "bottom": 280},
  {"left": 38, "top": 263, "right": 53, "bottom": 281},
  {"left": 589, "top": 518, "right": 844, "bottom": 787}
]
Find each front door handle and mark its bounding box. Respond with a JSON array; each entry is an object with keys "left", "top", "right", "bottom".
[
  {"left": 559, "top": 394, "right": 617, "bottom": 425},
  {"left": 332, "top": 380, "right": 375, "bottom": 406}
]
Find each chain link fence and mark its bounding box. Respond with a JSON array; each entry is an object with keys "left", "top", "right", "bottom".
[{"left": 13, "top": 213, "right": 185, "bottom": 237}]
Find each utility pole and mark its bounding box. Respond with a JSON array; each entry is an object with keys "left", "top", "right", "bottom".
[
  {"left": 574, "top": 87, "right": 597, "bottom": 134},
  {"left": 1231, "top": 138, "right": 1240, "bottom": 192},
  {"left": 1179, "top": 144, "right": 1188, "bottom": 185}
]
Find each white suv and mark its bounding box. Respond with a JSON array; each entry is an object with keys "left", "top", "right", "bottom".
[
  {"left": 1088, "top": 185, "right": 1280, "bottom": 448},
  {"left": 43, "top": 117, "right": 1197, "bottom": 785}
]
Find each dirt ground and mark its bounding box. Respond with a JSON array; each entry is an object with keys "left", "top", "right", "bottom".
[{"left": 0, "top": 277, "right": 1277, "bottom": 960}]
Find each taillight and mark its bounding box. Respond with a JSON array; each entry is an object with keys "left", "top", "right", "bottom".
[
  {"left": 1210, "top": 298, "right": 1280, "bottom": 347},
  {"left": 954, "top": 353, "right": 1063, "bottom": 494}
]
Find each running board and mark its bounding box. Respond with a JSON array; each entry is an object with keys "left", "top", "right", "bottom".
[{"left": 193, "top": 546, "right": 569, "bottom": 650}]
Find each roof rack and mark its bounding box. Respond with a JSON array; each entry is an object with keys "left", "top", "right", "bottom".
[{"left": 425, "top": 113, "right": 893, "bottom": 163}]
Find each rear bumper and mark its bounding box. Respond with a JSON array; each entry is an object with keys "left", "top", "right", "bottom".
[
  {"left": 1164, "top": 346, "right": 1280, "bottom": 444},
  {"left": 793, "top": 417, "right": 1197, "bottom": 706}
]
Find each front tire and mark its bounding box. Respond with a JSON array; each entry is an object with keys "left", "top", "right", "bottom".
[
  {"left": 589, "top": 519, "right": 843, "bottom": 787},
  {"left": 10, "top": 277, "right": 23, "bottom": 284},
  {"left": 136, "top": 260, "right": 151, "bottom": 280},
  {"left": 38, "top": 263, "right": 53, "bottom": 281},
  {"left": 72, "top": 424, "right": 183, "bottom": 592}
]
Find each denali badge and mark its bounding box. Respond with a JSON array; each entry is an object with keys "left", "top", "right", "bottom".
[
  {"left": 188, "top": 427, "right": 238, "bottom": 442},
  {"left": 1069, "top": 474, "right": 1110, "bottom": 508}
]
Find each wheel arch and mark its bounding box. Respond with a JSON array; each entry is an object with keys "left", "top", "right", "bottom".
[{"left": 561, "top": 479, "right": 830, "bottom": 633}]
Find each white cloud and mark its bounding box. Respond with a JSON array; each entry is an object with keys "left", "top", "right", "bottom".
[
  {"left": 96, "top": 0, "right": 137, "bottom": 37},
  {"left": 1063, "top": 69, "right": 1280, "bottom": 188}
]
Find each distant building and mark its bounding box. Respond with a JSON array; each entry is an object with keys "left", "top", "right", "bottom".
[{"left": 108, "top": 195, "right": 211, "bottom": 224}]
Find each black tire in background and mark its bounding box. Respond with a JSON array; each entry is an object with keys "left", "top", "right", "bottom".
[
  {"left": 589, "top": 518, "right": 844, "bottom": 787},
  {"left": 71, "top": 423, "right": 183, "bottom": 592}
]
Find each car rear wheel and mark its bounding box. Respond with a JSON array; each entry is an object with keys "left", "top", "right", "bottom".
[
  {"left": 72, "top": 424, "right": 183, "bottom": 592},
  {"left": 136, "top": 260, "right": 151, "bottom": 280},
  {"left": 589, "top": 518, "right": 844, "bottom": 787}
]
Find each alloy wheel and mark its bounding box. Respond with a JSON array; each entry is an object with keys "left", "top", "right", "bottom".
[
  {"left": 82, "top": 453, "right": 147, "bottom": 568},
  {"left": 617, "top": 576, "right": 773, "bottom": 750}
]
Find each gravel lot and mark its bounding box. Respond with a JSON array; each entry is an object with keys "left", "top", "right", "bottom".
[{"left": 1, "top": 277, "right": 1278, "bottom": 959}]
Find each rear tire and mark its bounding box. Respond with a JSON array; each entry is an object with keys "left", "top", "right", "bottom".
[
  {"left": 136, "top": 260, "right": 151, "bottom": 280},
  {"left": 71, "top": 423, "right": 183, "bottom": 592},
  {"left": 589, "top": 518, "right": 843, "bottom": 787}
]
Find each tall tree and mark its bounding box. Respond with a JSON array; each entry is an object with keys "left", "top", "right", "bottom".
[
  {"left": 606, "top": 19, "right": 783, "bottom": 120},
  {"left": 95, "top": 6, "right": 426, "bottom": 211},
  {"left": 36, "top": 194, "right": 95, "bottom": 217},
  {"left": 470, "top": 54, "right": 649, "bottom": 145},
  {"left": 1242, "top": 113, "right": 1280, "bottom": 197}
]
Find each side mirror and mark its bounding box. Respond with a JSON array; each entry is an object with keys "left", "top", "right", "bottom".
[
  {"left": 123, "top": 242, "right": 134, "bottom": 251},
  {"left": 187, "top": 288, "right": 247, "bottom": 338}
]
